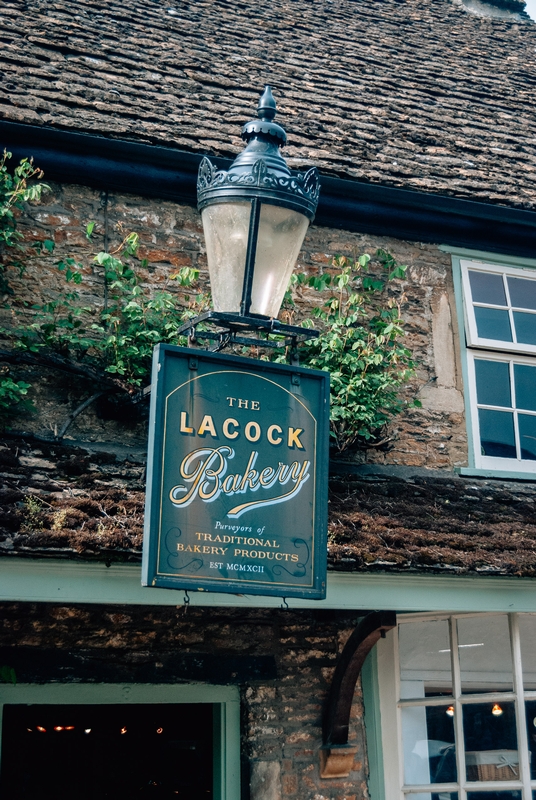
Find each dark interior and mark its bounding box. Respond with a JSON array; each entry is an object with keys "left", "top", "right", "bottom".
[{"left": 0, "top": 702, "right": 213, "bottom": 799}]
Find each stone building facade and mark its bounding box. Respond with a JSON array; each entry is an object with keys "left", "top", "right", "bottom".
[{"left": 2, "top": 0, "right": 536, "bottom": 799}]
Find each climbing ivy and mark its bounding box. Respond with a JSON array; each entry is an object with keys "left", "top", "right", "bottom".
[
  {"left": 0, "top": 154, "right": 417, "bottom": 450},
  {"left": 282, "top": 250, "right": 419, "bottom": 452}
]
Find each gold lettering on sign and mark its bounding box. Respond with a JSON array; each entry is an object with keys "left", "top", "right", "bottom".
[
  {"left": 222, "top": 418, "right": 239, "bottom": 439},
  {"left": 226, "top": 397, "right": 261, "bottom": 410},
  {"left": 267, "top": 424, "right": 283, "bottom": 445},
  {"left": 197, "top": 414, "right": 217, "bottom": 438},
  {"left": 169, "top": 447, "right": 310, "bottom": 518},
  {"left": 180, "top": 411, "right": 194, "bottom": 434},
  {"left": 287, "top": 427, "right": 304, "bottom": 449},
  {"left": 178, "top": 413, "right": 307, "bottom": 451}
]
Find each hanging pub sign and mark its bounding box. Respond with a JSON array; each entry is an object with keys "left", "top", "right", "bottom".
[{"left": 142, "top": 345, "right": 329, "bottom": 599}]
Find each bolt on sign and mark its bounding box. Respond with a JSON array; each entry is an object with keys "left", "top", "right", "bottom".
[{"left": 142, "top": 345, "right": 329, "bottom": 599}]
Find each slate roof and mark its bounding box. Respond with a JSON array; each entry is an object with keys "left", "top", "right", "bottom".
[
  {"left": 1, "top": 0, "right": 536, "bottom": 209},
  {"left": 2, "top": 437, "right": 536, "bottom": 577}
]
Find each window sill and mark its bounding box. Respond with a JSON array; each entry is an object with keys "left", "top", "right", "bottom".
[{"left": 457, "top": 467, "right": 536, "bottom": 481}]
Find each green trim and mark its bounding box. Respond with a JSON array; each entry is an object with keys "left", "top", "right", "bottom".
[
  {"left": 0, "top": 682, "right": 241, "bottom": 800},
  {"left": 439, "top": 245, "right": 536, "bottom": 270},
  {"left": 362, "top": 649, "right": 385, "bottom": 800},
  {"left": 3, "top": 558, "right": 536, "bottom": 611}
]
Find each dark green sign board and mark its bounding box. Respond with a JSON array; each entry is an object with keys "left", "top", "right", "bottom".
[{"left": 142, "top": 345, "right": 329, "bottom": 599}]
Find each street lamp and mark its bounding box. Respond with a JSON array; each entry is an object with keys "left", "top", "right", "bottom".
[{"left": 181, "top": 86, "right": 320, "bottom": 355}]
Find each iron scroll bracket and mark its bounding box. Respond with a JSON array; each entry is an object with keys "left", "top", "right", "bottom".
[
  {"left": 320, "top": 610, "right": 396, "bottom": 779},
  {"left": 177, "top": 310, "right": 319, "bottom": 362}
]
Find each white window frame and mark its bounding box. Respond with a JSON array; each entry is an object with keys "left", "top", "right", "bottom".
[
  {"left": 466, "top": 349, "right": 536, "bottom": 471},
  {"left": 461, "top": 260, "right": 536, "bottom": 356},
  {"left": 376, "top": 612, "right": 536, "bottom": 800},
  {"left": 448, "top": 249, "right": 536, "bottom": 477}
]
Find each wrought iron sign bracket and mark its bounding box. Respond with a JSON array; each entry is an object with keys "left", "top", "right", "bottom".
[
  {"left": 320, "top": 610, "right": 396, "bottom": 779},
  {"left": 177, "top": 310, "right": 319, "bottom": 362}
]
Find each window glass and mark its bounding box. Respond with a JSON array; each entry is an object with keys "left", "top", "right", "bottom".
[
  {"left": 519, "top": 415, "right": 536, "bottom": 461},
  {"left": 469, "top": 271, "right": 507, "bottom": 305},
  {"left": 406, "top": 794, "right": 458, "bottom": 800},
  {"left": 463, "top": 702, "right": 518, "bottom": 782},
  {"left": 457, "top": 615, "right": 513, "bottom": 693},
  {"left": 474, "top": 307, "right": 513, "bottom": 342},
  {"left": 519, "top": 615, "right": 536, "bottom": 690},
  {"left": 508, "top": 276, "right": 536, "bottom": 310},
  {"left": 469, "top": 794, "right": 521, "bottom": 800},
  {"left": 513, "top": 312, "right": 536, "bottom": 346},
  {"left": 513, "top": 364, "right": 536, "bottom": 411},
  {"left": 524, "top": 700, "right": 536, "bottom": 778},
  {"left": 478, "top": 410, "right": 516, "bottom": 459},
  {"left": 399, "top": 620, "right": 453, "bottom": 698},
  {"left": 401, "top": 705, "right": 457, "bottom": 785},
  {"left": 475, "top": 360, "right": 511, "bottom": 408}
]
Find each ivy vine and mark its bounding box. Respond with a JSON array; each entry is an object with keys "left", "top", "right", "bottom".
[{"left": 0, "top": 153, "right": 418, "bottom": 452}]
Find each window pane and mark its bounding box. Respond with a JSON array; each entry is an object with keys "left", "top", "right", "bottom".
[
  {"left": 401, "top": 705, "right": 457, "bottom": 785},
  {"left": 513, "top": 364, "right": 536, "bottom": 412},
  {"left": 475, "top": 360, "right": 511, "bottom": 408},
  {"left": 478, "top": 410, "right": 516, "bottom": 459},
  {"left": 524, "top": 700, "right": 536, "bottom": 777},
  {"left": 519, "top": 414, "right": 536, "bottom": 461},
  {"left": 463, "top": 702, "right": 518, "bottom": 781},
  {"left": 513, "top": 311, "right": 536, "bottom": 346},
  {"left": 474, "top": 307, "right": 513, "bottom": 342},
  {"left": 458, "top": 615, "right": 513, "bottom": 693},
  {"left": 519, "top": 615, "right": 536, "bottom": 689},
  {"left": 469, "top": 794, "right": 521, "bottom": 800},
  {"left": 508, "top": 276, "right": 536, "bottom": 310},
  {"left": 406, "top": 794, "right": 458, "bottom": 800},
  {"left": 469, "top": 271, "right": 507, "bottom": 305},
  {"left": 399, "top": 620, "right": 453, "bottom": 698}
]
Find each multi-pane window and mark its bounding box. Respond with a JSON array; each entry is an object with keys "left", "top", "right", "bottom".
[
  {"left": 461, "top": 259, "right": 536, "bottom": 473},
  {"left": 392, "top": 613, "right": 536, "bottom": 800}
]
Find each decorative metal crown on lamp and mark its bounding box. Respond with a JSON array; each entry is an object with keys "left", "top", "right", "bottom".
[{"left": 179, "top": 86, "right": 320, "bottom": 358}]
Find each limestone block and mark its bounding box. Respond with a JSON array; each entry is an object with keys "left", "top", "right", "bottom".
[{"left": 251, "top": 761, "right": 281, "bottom": 800}]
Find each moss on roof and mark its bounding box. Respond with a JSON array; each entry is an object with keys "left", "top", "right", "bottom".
[
  {"left": 1, "top": 0, "right": 536, "bottom": 208},
  {"left": 2, "top": 437, "right": 536, "bottom": 577}
]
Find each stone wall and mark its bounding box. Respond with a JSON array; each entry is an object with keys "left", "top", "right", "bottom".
[
  {"left": 2, "top": 181, "right": 468, "bottom": 471},
  {"left": 0, "top": 602, "right": 369, "bottom": 800}
]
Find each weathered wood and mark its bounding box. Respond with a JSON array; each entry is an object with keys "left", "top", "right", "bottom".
[{"left": 323, "top": 610, "right": 396, "bottom": 747}]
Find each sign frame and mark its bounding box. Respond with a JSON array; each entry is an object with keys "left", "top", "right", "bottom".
[{"left": 142, "top": 344, "right": 329, "bottom": 599}]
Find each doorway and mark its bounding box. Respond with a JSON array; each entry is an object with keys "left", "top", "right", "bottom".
[
  {"left": 0, "top": 683, "right": 240, "bottom": 800},
  {"left": 0, "top": 703, "right": 213, "bottom": 799}
]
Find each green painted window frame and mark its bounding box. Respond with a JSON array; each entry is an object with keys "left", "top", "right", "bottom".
[
  {"left": 441, "top": 245, "right": 536, "bottom": 480},
  {"left": 0, "top": 682, "right": 240, "bottom": 800},
  {"left": 362, "top": 649, "right": 386, "bottom": 800}
]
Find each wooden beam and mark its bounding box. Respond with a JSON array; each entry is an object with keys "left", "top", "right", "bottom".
[{"left": 320, "top": 610, "right": 396, "bottom": 779}]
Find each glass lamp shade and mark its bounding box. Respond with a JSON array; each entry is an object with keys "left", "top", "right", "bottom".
[{"left": 201, "top": 200, "right": 310, "bottom": 318}]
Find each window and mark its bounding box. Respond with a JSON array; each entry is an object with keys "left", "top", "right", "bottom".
[
  {"left": 377, "top": 613, "right": 536, "bottom": 800},
  {"left": 461, "top": 259, "right": 536, "bottom": 473}
]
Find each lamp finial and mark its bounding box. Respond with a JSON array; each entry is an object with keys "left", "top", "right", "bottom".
[{"left": 258, "top": 85, "right": 277, "bottom": 122}]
